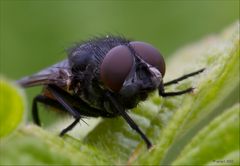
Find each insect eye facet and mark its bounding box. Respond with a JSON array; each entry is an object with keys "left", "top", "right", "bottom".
[
  {"left": 130, "top": 41, "right": 165, "bottom": 77},
  {"left": 100, "top": 45, "right": 133, "bottom": 92}
]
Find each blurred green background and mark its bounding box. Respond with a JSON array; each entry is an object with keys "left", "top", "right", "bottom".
[{"left": 0, "top": 0, "right": 239, "bottom": 122}]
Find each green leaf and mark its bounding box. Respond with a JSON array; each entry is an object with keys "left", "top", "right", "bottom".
[
  {"left": 173, "top": 104, "right": 239, "bottom": 165},
  {"left": 0, "top": 125, "right": 110, "bottom": 165},
  {"left": 0, "top": 22, "right": 239, "bottom": 165},
  {"left": 0, "top": 77, "right": 26, "bottom": 137},
  {"left": 134, "top": 21, "right": 239, "bottom": 165}
]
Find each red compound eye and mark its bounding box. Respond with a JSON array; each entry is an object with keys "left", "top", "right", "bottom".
[
  {"left": 100, "top": 45, "right": 133, "bottom": 92},
  {"left": 130, "top": 41, "right": 165, "bottom": 77}
]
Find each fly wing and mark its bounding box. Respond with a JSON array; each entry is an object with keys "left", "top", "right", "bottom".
[{"left": 17, "top": 60, "right": 71, "bottom": 88}]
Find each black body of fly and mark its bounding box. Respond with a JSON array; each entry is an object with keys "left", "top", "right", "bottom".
[{"left": 17, "top": 35, "right": 204, "bottom": 149}]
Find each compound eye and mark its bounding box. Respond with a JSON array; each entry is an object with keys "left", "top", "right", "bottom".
[
  {"left": 130, "top": 41, "right": 166, "bottom": 77},
  {"left": 100, "top": 45, "right": 133, "bottom": 92}
]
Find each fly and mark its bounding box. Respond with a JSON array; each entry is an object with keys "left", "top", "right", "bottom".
[{"left": 17, "top": 35, "right": 204, "bottom": 149}]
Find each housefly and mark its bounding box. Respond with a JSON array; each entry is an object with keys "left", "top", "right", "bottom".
[{"left": 17, "top": 35, "right": 204, "bottom": 149}]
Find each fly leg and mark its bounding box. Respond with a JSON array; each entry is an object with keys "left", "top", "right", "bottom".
[
  {"left": 159, "top": 85, "right": 194, "bottom": 97},
  {"left": 106, "top": 92, "right": 152, "bottom": 149},
  {"left": 46, "top": 84, "right": 106, "bottom": 136},
  {"left": 32, "top": 95, "right": 65, "bottom": 126},
  {"left": 32, "top": 94, "right": 80, "bottom": 136},
  {"left": 159, "top": 68, "right": 204, "bottom": 97},
  {"left": 163, "top": 68, "right": 205, "bottom": 86},
  {"left": 45, "top": 85, "right": 83, "bottom": 136},
  {"left": 59, "top": 118, "right": 80, "bottom": 136}
]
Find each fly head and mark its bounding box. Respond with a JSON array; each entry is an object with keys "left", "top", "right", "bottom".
[{"left": 100, "top": 41, "right": 166, "bottom": 109}]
